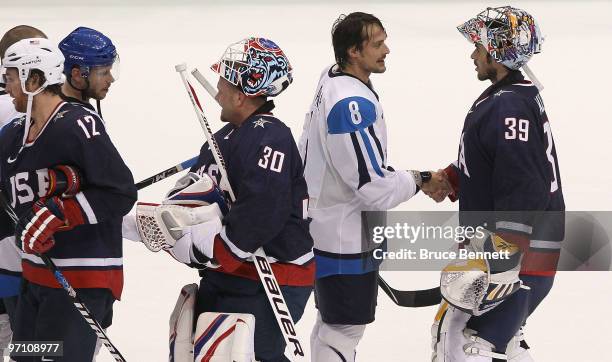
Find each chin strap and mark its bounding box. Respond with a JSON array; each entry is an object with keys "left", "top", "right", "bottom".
[
  {"left": 68, "top": 72, "right": 102, "bottom": 117},
  {"left": 96, "top": 98, "right": 103, "bottom": 118}
]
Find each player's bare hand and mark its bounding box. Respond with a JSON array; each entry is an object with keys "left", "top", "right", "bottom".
[{"left": 422, "top": 170, "right": 452, "bottom": 203}]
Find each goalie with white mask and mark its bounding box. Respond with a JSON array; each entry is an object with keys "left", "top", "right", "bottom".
[
  {"left": 129, "top": 37, "right": 314, "bottom": 362},
  {"left": 425, "top": 6, "right": 565, "bottom": 361}
]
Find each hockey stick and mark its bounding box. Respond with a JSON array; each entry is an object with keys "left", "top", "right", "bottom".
[
  {"left": 175, "top": 63, "right": 306, "bottom": 360},
  {"left": 377, "top": 276, "right": 441, "bottom": 308},
  {"left": 190, "top": 68, "right": 442, "bottom": 309},
  {"left": 0, "top": 193, "right": 127, "bottom": 362},
  {"left": 135, "top": 156, "right": 198, "bottom": 190}
]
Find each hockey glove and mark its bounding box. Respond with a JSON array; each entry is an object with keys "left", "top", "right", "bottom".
[
  {"left": 15, "top": 196, "right": 86, "bottom": 254},
  {"left": 164, "top": 172, "right": 229, "bottom": 215},
  {"left": 45, "top": 165, "right": 84, "bottom": 198},
  {"left": 170, "top": 217, "right": 222, "bottom": 267}
]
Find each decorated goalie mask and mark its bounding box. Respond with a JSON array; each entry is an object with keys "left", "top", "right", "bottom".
[
  {"left": 457, "top": 6, "right": 543, "bottom": 70},
  {"left": 211, "top": 37, "right": 293, "bottom": 97}
]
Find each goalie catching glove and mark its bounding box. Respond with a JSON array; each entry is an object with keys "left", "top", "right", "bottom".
[
  {"left": 440, "top": 230, "right": 524, "bottom": 316},
  {"left": 135, "top": 173, "right": 228, "bottom": 266}
]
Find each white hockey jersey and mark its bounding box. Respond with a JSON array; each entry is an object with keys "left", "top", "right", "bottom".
[{"left": 299, "top": 65, "right": 417, "bottom": 278}]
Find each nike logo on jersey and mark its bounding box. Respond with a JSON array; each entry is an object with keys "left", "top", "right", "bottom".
[
  {"left": 494, "top": 90, "right": 513, "bottom": 97},
  {"left": 253, "top": 119, "right": 271, "bottom": 129},
  {"left": 13, "top": 116, "right": 24, "bottom": 127},
  {"left": 54, "top": 110, "right": 70, "bottom": 119},
  {"left": 224, "top": 129, "right": 235, "bottom": 139}
]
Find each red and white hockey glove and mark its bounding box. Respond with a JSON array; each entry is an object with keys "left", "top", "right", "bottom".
[
  {"left": 15, "top": 196, "right": 86, "bottom": 254},
  {"left": 45, "top": 165, "right": 83, "bottom": 198}
]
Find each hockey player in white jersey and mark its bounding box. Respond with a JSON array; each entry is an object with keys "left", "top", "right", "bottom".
[
  {"left": 299, "top": 12, "right": 449, "bottom": 361},
  {"left": 0, "top": 24, "right": 47, "bottom": 350}
]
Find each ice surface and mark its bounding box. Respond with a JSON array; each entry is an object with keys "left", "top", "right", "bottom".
[{"left": 2, "top": 1, "right": 610, "bottom": 360}]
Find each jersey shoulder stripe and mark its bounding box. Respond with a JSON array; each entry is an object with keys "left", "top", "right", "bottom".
[{"left": 327, "top": 96, "right": 377, "bottom": 134}]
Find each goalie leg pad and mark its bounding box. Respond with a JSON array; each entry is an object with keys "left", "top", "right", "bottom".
[
  {"left": 432, "top": 305, "right": 507, "bottom": 361},
  {"left": 193, "top": 312, "right": 256, "bottom": 362},
  {"left": 310, "top": 312, "right": 366, "bottom": 362},
  {"left": 169, "top": 283, "right": 199, "bottom": 362},
  {"left": 505, "top": 327, "right": 534, "bottom": 362}
]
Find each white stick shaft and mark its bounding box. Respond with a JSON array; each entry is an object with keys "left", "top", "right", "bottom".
[
  {"left": 175, "top": 63, "right": 306, "bottom": 360},
  {"left": 523, "top": 64, "right": 544, "bottom": 92},
  {"left": 175, "top": 63, "right": 235, "bottom": 201},
  {"left": 191, "top": 68, "right": 218, "bottom": 98}
]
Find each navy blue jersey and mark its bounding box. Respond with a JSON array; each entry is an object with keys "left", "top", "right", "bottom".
[
  {"left": 0, "top": 102, "right": 136, "bottom": 299},
  {"left": 191, "top": 101, "right": 314, "bottom": 286},
  {"left": 450, "top": 71, "right": 565, "bottom": 275}
]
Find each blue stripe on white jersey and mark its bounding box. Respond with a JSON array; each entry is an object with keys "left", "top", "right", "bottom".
[{"left": 327, "top": 96, "right": 385, "bottom": 183}]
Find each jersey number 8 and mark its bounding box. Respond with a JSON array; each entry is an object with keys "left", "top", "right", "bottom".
[{"left": 348, "top": 101, "right": 362, "bottom": 125}]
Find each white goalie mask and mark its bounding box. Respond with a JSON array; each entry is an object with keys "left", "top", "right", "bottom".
[{"left": 440, "top": 232, "right": 523, "bottom": 316}]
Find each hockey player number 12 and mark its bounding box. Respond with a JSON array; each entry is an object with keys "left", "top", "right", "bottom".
[{"left": 77, "top": 116, "right": 101, "bottom": 139}]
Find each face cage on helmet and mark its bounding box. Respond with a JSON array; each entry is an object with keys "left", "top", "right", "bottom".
[
  {"left": 211, "top": 40, "right": 251, "bottom": 90},
  {"left": 458, "top": 6, "right": 541, "bottom": 69}
]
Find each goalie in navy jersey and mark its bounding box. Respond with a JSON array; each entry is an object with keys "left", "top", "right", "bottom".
[
  {"left": 0, "top": 38, "right": 136, "bottom": 361},
  {"left": 126, "top": 38, "right": 313, "bottom": 361},
  {"left": 424, "top": 7, "right": 565, "bottom": 361}
]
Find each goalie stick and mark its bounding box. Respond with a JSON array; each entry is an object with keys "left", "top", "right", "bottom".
[
  {"left": 135, "top": 156, "right": 198, "bottom": 190},
  {"left": 175, "top": 63, "right": 306, "bottom": 360},
  {"left": 190, "top": 68, "right": 441, "bottom": 309},
  {"left": 0, "top": 193, "right": 127, "bottom": 362}
]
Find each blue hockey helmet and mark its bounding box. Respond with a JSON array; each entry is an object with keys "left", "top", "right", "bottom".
[{"left": 59, "top": 27, "right": 119, "bottom": 79}]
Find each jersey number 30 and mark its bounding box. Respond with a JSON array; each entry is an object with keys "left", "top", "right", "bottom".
[{"left": 258, "top": 146, "right": 285, "bottom": 173}]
